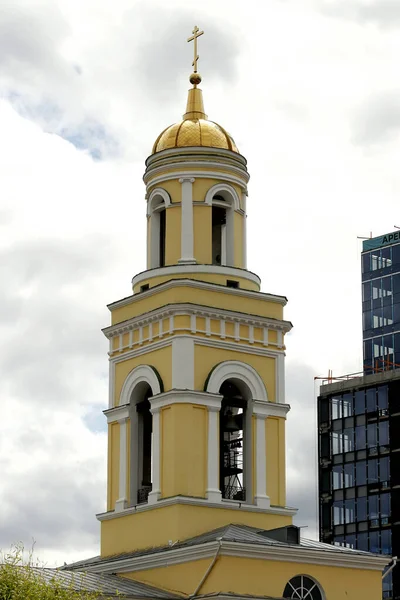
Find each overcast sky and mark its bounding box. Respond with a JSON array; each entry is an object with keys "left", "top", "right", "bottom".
[{"left": 1, "top": 0, "right": 399, "bottom": 567}]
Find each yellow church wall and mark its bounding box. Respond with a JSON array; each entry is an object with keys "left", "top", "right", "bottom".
[
  {"left": 161, "top": 404, "right": 207, "bottom": 498},
  {"left": 194, "top": 344, "right": 276, "bottom": 401},
  {"left": 107, "top": 423, "right": 120, "bottom": 511},
  {"left": 269, "top": 329, "right": 278, "bottom": 344},
  {"left": 128, "top": 555, "right": 383, "bottom": 599},
  {"left": 148, "top": 179, "right": 181, "bottom": 203},
  {"left": 114, "top": 347, "right": 172, "bottom": 405},
  {"left": 113, "top": 286, "right": 283, "bottom": 326},
  {"left": 193, "top": 204, "right": 212, "bottom": 263},
  {"left": 266, "top": 417, "right": 286, "bottom": 506},
  {"left": 174, "top": 315, "right": 191, "bottom": 330},
  {"left": 100, "top": 503, "right": 292, "bottom": 556},
  {"left": 234, "top": 211, "right": 243, "bottom": 268},
  {"left": 165, "top": 206, "right": 181, "bottom": 265}
]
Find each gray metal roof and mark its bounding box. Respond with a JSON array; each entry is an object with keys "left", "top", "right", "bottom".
[
  {"left": 29, "top": 567, "right": 178, "bottom": 598},
  {"left": 62, "top": 523, "right": 375, "bottom": 573}
]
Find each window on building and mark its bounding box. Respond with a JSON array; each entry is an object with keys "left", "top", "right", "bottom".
[
  {"left": 380, "top": 456, "right": 390, "bottom": 482},
  {"left": 357, "top": 531, "right": 368, "bottom": 551},
  {"left": 344, "top": 498, "right": 355, "bottom": 523},
  {"left": 355, "top": 424, "right": 366, "bottom": 450},
  {"left": 367, "top": 423, "right": 377, "bottom": 448},
  {"left": 332, "top": 396, "right": 343, "bottom": 419},
  {"left": 380, "top": 493, "right": 391, "bottom": 518},
  {"left": 379, "top": 421, "right": 389, "bottom": 446},
  {"left": 378, "top": 386, "right": 388, "bottom": 410},
  {"left": 129, "top": 383, "right": 154, "bottom": 505},
  {"left": 344, "top": 463, "right": 355, "bottom": 488},
  {"left": 342, "top": 393, "right": 353, "bottom": 417},
  {"left": 345, "top": 533, "right": 356, "bottom": 548},
  {"left": 381, "top": 530, "right": 392, "bottom": 555},
  {"left": 354, "top": 390, "right": 365, "bottom": 415},
  {"left": 283, "top": 576, "right": 323, "bottom": 600},
  {"left": 333, "top": 500, "right": 344, "bottom": 525},
  {"left": 332, "top": 431, "right": 343, "bottom": 455},
  {"left": 356, "top": 460, "right": 367, "bottom": 485},
  {"left": 357, "top": 496, "right": 367, "bottom": 522},
  {"left": 369, "top": 530, "right": 380, "bottom": 553},
  {"left": 343, "top": 428, "right": 354, "bottom": 452},
  {"left": 366, "top": 388, "right": 376, "bottom": 413},
  {"left": 368, "top": 459, "right": 378, "bottom": 483},
  {"left": 362, "top": 252, "right": 371, "bottom": 274},
  {"left": 333, "top": 465, "right": 343, "bottom": 490},
  {"left": 212, "top": 205, "right": 226, "bottom": 265},
  {"left": 369, "top": 495, "right": 379, "bottom": 520}
]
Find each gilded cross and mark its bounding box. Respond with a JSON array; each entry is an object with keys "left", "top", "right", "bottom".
[{"left": 187, "top": 25, "right": 204, "bottom": 73}]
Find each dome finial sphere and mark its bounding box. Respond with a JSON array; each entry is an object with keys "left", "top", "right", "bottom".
[{"left": 189, "top": 72, "right": 202, "bottom": 86}]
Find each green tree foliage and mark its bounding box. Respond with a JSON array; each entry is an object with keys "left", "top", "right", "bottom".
[{"left": 0, "top": 544, "right": 103, "bottom": 600}]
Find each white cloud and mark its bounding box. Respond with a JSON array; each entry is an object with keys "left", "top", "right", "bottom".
[{"left": 1, "top": 0, "right": 399, "bottom": 565}]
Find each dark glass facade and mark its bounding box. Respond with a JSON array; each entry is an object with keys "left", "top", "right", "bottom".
[
  {"left": 362, "top": 236, "right": 400, "bottom": 374},
  {"left": 318, "top": 374, "right": 400, "bottom": 599}
]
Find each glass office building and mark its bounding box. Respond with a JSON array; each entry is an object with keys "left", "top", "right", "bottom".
[
  {"left": 362, "top": 231, "right": 400, "bottom": 373},
  {"left": 318, "top": 231, "right": 400, "bottom": 599}
]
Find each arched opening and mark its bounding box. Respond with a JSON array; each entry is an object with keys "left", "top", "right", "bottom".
[
  {"left": 219, "top": 380, "right": 250, "bottom": 501},
  {"left": 129, "top": 382, "right": 153, "bottom": 505},
  {"left": 208, "top": 189, "right": 236, "bottom": 267},
  {"left": 283, "top": 576, "right": 324, "bottom": 600},
  {"left": 147, "top": 189, "right": 170, "bottom": 269}
]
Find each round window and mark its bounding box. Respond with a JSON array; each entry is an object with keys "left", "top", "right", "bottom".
[{"left": 283, "top": 575, "right": 323, "bottom": 599}]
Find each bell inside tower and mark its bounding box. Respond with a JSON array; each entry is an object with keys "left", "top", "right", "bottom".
[{"left": 219, "top": 381, "right": 246, "bottom": 501}]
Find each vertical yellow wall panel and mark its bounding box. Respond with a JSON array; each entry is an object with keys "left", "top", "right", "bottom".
[
  {"left": 161, "top": 407, "right": 174, "bottom": 498},
  {"left": 278, "top": 417, "right": 286, "bottom": 505},
  {"left": 269, "top": 330, "right": 278, "bottom": 344},
  {"left": 234, "top": 211, "right": 243, "bottom": 268},
  {"left": 266, "top": 417, "right": 284, "bottom": 506},
  {"left": 108, "top": 423, "right": 120, "bottom": 511},
  {"left": 165, "top": 207, "right": 181, "bottom": 265},
  {"left": 193, "top": 205, "right": 212, "bottom": 264},
  {"left": 126, "top": 419, "right": 131, "bottom": 503}
]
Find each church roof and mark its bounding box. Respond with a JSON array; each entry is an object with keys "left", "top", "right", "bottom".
[
  {"left": 27, "top": 566, "right": 179, "bottom": 598},
  {"left": 62, "top": 523, "right": 379, "bottom": 572}
]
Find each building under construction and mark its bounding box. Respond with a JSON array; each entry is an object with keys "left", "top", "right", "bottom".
[{"left": 318, "top": 230, "right": 400, "bottom": 600}]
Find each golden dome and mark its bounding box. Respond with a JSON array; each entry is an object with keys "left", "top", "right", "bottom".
[{"left": 152, "top": 81, "right": 239, "bottom": 154}]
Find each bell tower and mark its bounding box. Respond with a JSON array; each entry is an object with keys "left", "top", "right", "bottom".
[{"left": 98, "top": 28, "right": 295, "bottom": 557}]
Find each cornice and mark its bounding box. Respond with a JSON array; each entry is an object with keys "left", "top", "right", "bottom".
[
  {"left": 131, "top": 265, "right": 261, "bottom": 290},
  {"left": 151, "top": 389, "right": 222, "bottom": 412},
  {"left": 104, "top": 302, "right": 291, "bottom": 339},
  {"left": 96, "top": 495, "right": 297, "bottom": 524},
  {"left": 109, "top": 279, "right": 288, "bottom": 311},
  {"left": 253, "top": 400, "right": 290, "bottom": 419},
  {"left": 144, "top": 167, "right": 249, "bottom": 191},
  {"left": 145, "top": 145, "right": 248, "bottom": 168},
  {"left": 83, "top": 536, "right": 389, "bottom": 576}
]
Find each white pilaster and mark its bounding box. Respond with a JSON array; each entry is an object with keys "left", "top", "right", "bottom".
[
  {"left": 242, "top": 192, "right": 247, "bottom": 269},
  {"left": 115, "top": 417, "right": 129, "bottom": 512},
  {"left": 178, "top": 177, "right": 196, "bottom": 264},
  {"left": 254, "top": 414, "right": 270, "bottom": 509},
  {"left": 148, "top": 406, "right": 161, "bottom": 504},
  {"left": 206, "top": 404, "right": 222, "bottom": 502}
]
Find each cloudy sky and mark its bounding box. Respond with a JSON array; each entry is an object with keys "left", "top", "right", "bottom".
[{"left": 1, "top": 0, "right": 400, "bottom": 567}]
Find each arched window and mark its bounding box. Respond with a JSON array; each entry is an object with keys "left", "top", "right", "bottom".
[
  {"left": 219, "top": 380, "right": 248, "bottom": 501},
  {"left": 147, "top": 188, "right": 170, "bottom": 269},
  {"left": 206, "top": 185, "right": 240, "bottom": 267},
  {"left": 129, "top": 382, "right": 153, "bottom": 505},
  {"left": 283, "top": 576, "right": 324, "bottom": 600}
]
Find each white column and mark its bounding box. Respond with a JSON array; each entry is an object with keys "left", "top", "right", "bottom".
[
  {"left": 206, "top": 405, "right": 222, "bottom": 502},
  {"left": 115, "top": 417, "right": 128, "bottom": 512},
  {"left": 242, "top": 192, "right": 247, "bottom": 269},
  {"left": 178, "top": 177, "right": 196, "bottom": 264},
  {"left": 148, "top": 406, "right": 161, "bottom": 504},
  {"left": 254, "top": 415, "right": 270, "bottom": 509}
]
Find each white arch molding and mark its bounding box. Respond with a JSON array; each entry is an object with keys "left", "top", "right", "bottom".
[
  {"left": 206, "top": 360, "right": 268, "bottom": 402},
  {"left": 116, "top": 365, "right": 162, "bottom": 512},
  {"left": 147, "top": 188, "right": 171, "bottom": 269},
  {"left": 205, "top": 183, "right": 241, "bottom": 210}
]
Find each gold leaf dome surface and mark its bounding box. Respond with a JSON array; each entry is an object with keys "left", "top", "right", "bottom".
[
  {"left": 152, "top": 119, "right": 238, "bottom": 154},
  {"left": 151, "top": 82, "right": 239, "bottom": 155}
]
